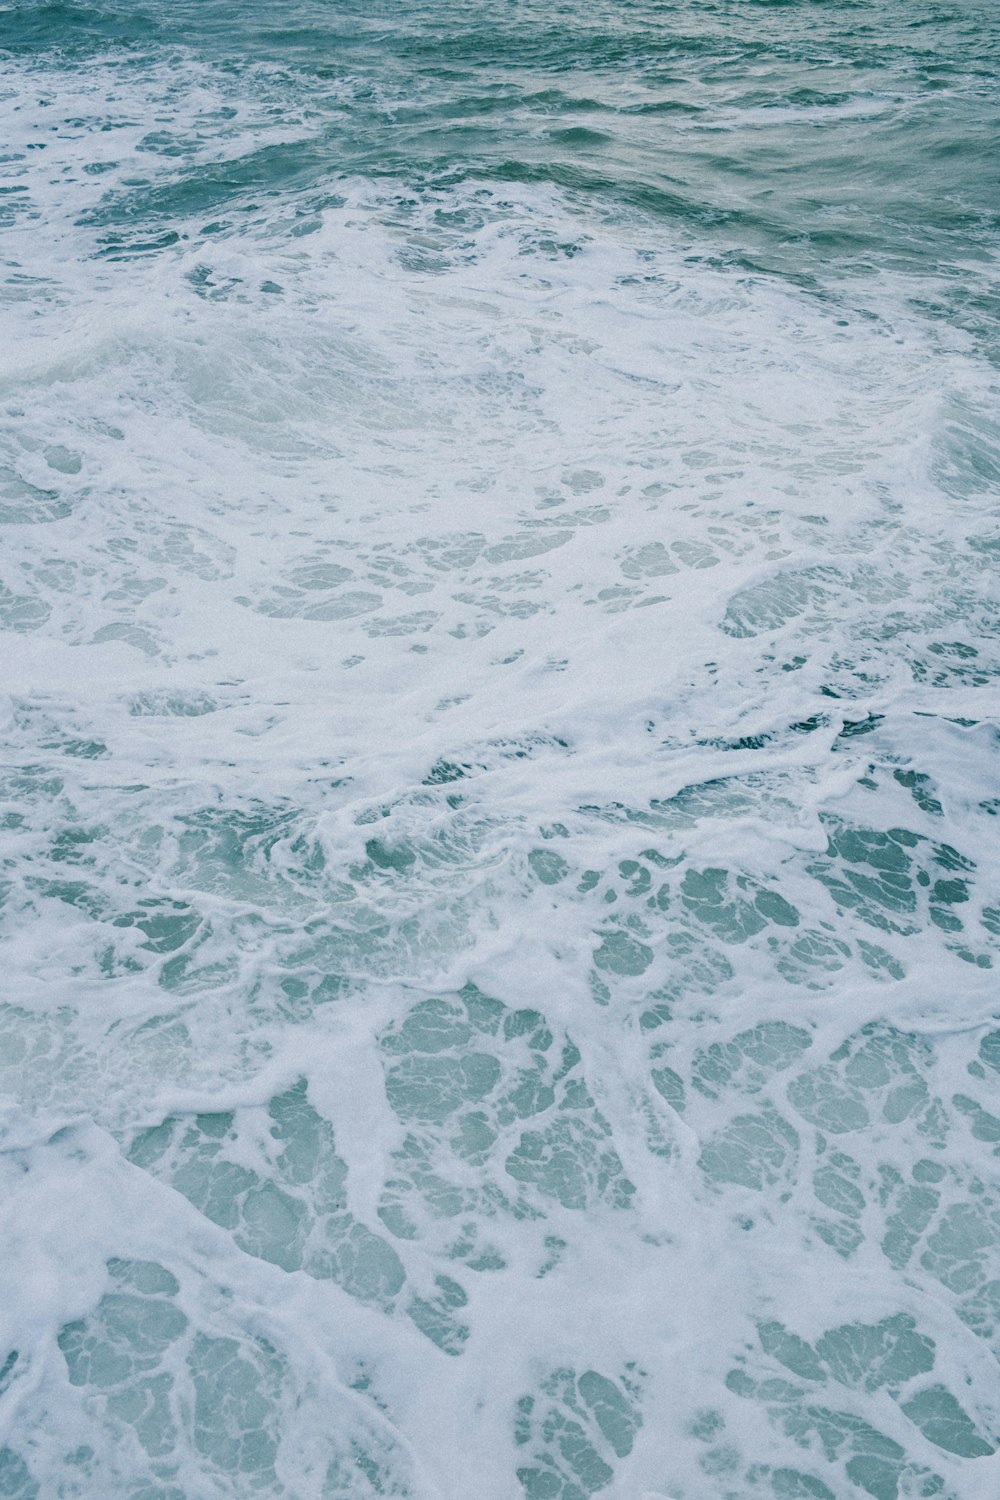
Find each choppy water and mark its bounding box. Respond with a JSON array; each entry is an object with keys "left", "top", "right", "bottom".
[{"left": 2, "top": 2, "right": 1000, "bottom": 1496}]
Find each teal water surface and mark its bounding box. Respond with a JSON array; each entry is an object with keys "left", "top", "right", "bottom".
[{"left": 1, "top": 2, "right": 1000, "bottom": 1497}]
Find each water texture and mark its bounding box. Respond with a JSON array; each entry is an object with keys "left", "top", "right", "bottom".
[{"left": 1, "top": 1, "right": 999, "bottom": 1496}]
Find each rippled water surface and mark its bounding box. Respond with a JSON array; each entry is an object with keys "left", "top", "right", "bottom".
[{"left": 2, "top": 2, "right": 1000, "bottom": 1496}]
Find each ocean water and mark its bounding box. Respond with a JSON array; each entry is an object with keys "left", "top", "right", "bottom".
[{"left": 1, "top": 1, "right": 1000, "bottom": 1496}]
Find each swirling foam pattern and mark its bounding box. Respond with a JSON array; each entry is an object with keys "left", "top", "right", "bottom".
[{"left": 1, "top": 1, "right": 1000, "bottom": 1495}]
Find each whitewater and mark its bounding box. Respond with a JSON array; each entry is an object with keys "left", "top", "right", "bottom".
[{"left": 1, "top": 1, "right": 1000, "bottom": 1496}]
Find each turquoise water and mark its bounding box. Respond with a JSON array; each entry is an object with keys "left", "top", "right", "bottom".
[{"left": 1, "top": 2, "right": 1000, "bottom": 1496}]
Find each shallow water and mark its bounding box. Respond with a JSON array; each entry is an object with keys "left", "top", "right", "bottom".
[{"left": 1, "top": 2, "right": 1000, "bottom": 1496}]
